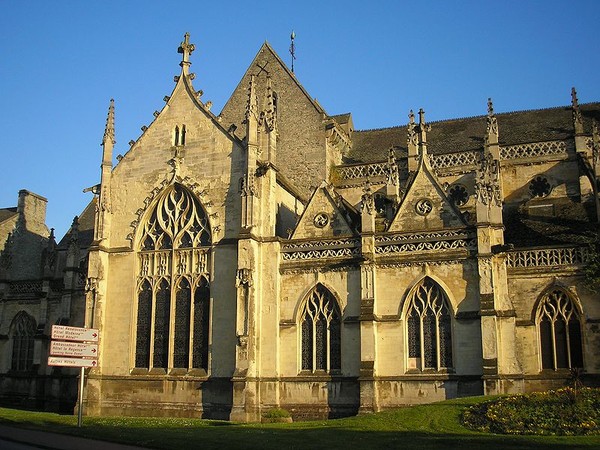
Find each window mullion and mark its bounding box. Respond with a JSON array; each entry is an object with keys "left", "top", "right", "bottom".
[
  {"left": 419, "top": 315, "right": 424, "bottom": 371},
  {"left": 550, "top": 320, "right": 557, "bottom": 371},
  {"left": 435, "top": 314, "right": 441, "bottom": 371},
  {"left": 312, "top": 317, "right": 317, "bottom": 373}
]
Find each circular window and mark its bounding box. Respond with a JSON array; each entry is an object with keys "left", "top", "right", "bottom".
[
  {"left": 313, "top": 212, "right": 330, "bottom": 228},
  {"left": 415, "top": 198, "right": 433, "bottom": 216},
  {"left": 528, "top": 176, "right": 552, "bottom": 198},
  {"left": 448, "top": 184, "right": 469, "bottom": 206}
]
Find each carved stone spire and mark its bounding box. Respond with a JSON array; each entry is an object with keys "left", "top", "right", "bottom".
[
  {"left": 593, "top": 119, "right": 600, "bottom": 174},
  {"left": 572, "top": 87, "right": 584, "bottom": 134},
  {"left": 245, "top": 75, "right": 259, "bottom": 125},
  {"left": 407, "top": 110, "right": 418, "bottom": 172},
  {"left": 486, "top": 98, "right": 499, "bottom": 144},
  {"left": 263, "top": 75, "right": 277, "bottom": 132},
  {"left": 178, "top": 32, "right": 195, "bottom": 73},
  {"left": 102, "top": 99, "right": 115, "bottom": 147},
  {"left": 417, "top": 108, "right": 430, "bottom": 162}
]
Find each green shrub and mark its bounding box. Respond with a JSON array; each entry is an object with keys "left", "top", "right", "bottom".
[
  {"left": 462, "top": 387, "right": 600, "bottom": 435},
  {"left": 262, "top": 408, "right": 291, "bottom": 419}
]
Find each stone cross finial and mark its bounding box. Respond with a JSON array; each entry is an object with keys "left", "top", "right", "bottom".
[
  {"left": 178, "top": 32, "right": 195, "bottom": 66},
  {"left": 418, "top": 108, "right": 426, "bottom": 126}
]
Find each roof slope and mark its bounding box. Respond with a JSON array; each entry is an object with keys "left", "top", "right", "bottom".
[{"left": 350, "top": 103, "right": 600, "bottom": 163}]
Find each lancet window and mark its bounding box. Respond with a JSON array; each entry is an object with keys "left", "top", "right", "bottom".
[
  {"left": 135, "top": 184, "right": 211, "bottom": 372},
  {"left": 11, "top": 311, "right": 36, "bottom": 372},
  {"left": 537, "top": 289, "right": 583, "bottom": 370},
  {"left": 406, "top": 277, "right": 453, "bottom": 371},
  {"left": 300, "top": 285, "right": 341, "bottom": 373}
]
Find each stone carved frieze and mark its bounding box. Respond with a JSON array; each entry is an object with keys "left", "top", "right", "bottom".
[
  {"left": 506, "top": 247, "right": 590, "bottom": 268},
  {"left": 500, "top": 140, "right": 567, "bottom": 160},
  {"left": 281, "top": 238, "right": 361, "bottom": 261}
]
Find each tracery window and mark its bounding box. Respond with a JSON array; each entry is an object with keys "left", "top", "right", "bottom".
[
  {"left": 406, "top": 277, "right": 453, "bottom": 371},
  {"left": 529, "top": 175, "right": 552, "bottom": 198},
  {"left": 537, "top": 289, "right": 583, "bottom": 370},
  {"left": 448, "top": 184, "right": 469, "bottom": 206},
  {"left": 11, "top": 311, "right": 36, "bottom": 372},
  {"left": 300, "top": 285, "right": 341, "bottom": 373},
  {"left": 135, "top": 184, "right": 211, "bottom": 372}
]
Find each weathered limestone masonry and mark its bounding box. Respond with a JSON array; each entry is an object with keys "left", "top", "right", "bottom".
[{"left": 0, "top": 33, "right": 599, "bottom": 419}]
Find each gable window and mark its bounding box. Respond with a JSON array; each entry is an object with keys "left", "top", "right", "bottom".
[
  {"left": 537, "top": 289, "right": 583, "bottom": 370},
  {"left": 173, "top": 125, "right": 186, "bottom": 146},
  {"left": 406, "top": 277, "right": 453, "bottom": 371},
  {"left": 11, "top": 311, "right": 36, "bottom": 372},
  {"left": 300, "top": 284, "right": 341, "bottom": 373},
  {"left": 135, "top": 183, "right": 211, "bottom": 372}
]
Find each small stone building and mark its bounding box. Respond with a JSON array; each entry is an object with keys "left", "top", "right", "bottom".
[{"left": 1, "top": 34, "right": 599, "bottom": 420}]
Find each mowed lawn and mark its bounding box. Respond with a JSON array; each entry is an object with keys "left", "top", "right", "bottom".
[{"left": 1, "top": 397, "right": 599, "bottom": 450}]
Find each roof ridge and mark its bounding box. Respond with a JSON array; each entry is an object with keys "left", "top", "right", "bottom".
[{"left": 354, "top": 102, "right": 600, "bottom": 133}]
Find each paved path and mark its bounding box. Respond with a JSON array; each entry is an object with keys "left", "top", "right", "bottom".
[{"left": 0, "top": 425, "right": 150, "bottom": 450}]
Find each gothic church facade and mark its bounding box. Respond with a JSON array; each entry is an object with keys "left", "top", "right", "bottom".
[{"left": 1, "top": 34, "right": 599, "bottom": 420}]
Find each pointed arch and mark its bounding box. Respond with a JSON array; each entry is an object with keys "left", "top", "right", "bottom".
[
  {"left": 298, "top": 284, "right": 341, "bottom": 373},
  {"left": 404, "top": 277, "right": 453, "bottom": 371},
  {"left": 134, "top": 183, "right": 212, "bottom": 372},
  {"left": 10, "top": 311, "right": 36, "bottom": 372},
  {"left": 535, "top": 287, "right": 584, "bottom": 370}
]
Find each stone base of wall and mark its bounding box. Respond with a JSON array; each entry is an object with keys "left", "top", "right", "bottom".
[
  {"left": 0, "top": 374, "right": 77, "bottom": 413},
  {"left": 375, "top": 376, "right": 483, "bottom": 409},
  {"left": 84, "top": 375, "right": 233, "bottom": 420}
]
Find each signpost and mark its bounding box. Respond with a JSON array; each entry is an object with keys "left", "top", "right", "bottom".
[{"left": 49, "top": 325, "right": 99, "bottom": 427}]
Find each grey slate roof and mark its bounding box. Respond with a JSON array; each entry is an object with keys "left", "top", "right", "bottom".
[
  {"left": 0, "top": 207, "right": 17, "bottom": 224},
  {"left": 349, "top": 103, "right": 600, "bottom": 163},
  {"left": 57, "top": 198, "right": 96, "bottom": 250}
]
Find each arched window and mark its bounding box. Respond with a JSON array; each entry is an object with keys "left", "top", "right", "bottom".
[
  {"left": 11, "top": 311, "right": 36, "bottom": 372},
  {"left": 300, "top": 285, "right": 341, "bottom": 373},
  {"left": 537, "top": 289, "right": 583, "bottom": 370},
  {"left": 136, "top": 184, "right": 211, "bottom": 372},
  {"left": 406, "top": 277, "right": 453, "bottom": 371}
]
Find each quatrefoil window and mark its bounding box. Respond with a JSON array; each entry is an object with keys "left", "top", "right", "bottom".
[
  {"left": 448, "top": 184, "right": 469, "bottom": 206},
  {"left": 313, "top": 213, "right": 330, "bottom": 228},
  {"left": 415, "top": 199, "right": 433, "bottom": 216},
  {"left": 529, "top": 176, "right": 552, "bottom": 198}
]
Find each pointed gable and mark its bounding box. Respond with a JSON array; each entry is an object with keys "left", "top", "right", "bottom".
[
  {"left": 219, "top": 43, "right": 335, "bottom": 196},
  {"left": 291, "top": 183, "right": 355, "bottom": 239},
  {"left": 388, "top": 159, "right": 466, "bottom": 233}
]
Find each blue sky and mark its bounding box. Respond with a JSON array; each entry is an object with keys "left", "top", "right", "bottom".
[{"left": 1, "top": 1, "right": 599, "bottom": 237}]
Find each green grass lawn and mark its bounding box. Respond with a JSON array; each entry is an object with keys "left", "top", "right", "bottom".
[{"left": 1, "top": 397, "right": 599, "bottom": 450}]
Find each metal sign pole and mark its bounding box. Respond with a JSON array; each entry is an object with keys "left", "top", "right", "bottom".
[{"left": 77, "top": 366, "right": 85, "bottom": 427}]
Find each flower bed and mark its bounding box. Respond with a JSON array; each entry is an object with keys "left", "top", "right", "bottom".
[{"left": 462, "top": 387, "right": 600, "bottom": 435}]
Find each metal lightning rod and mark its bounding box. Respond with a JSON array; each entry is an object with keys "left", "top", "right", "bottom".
[{"left": 289, "top": 31, "right": 296, "bottom": 73}]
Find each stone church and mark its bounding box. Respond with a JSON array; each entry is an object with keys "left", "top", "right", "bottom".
[{"left": 1, "top": 33, "right": 599, "bottom": 421}]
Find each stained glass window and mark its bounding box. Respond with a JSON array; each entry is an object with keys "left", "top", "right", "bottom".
[
  {"left": 135, "top": 281, "right": 152, "bottom": 368},
  {"left": 538, "top": 289, "right": 584, "bottom": 370},
  {"left": 173, "top": 278, "right": 191, "bottom": 368},
  {"left": 135, "top": 184, "right": 211, "bottom": 372},
  {"left": 193, "top": 278, "right": 210, "bottom": 370},
  {"left": 11, "top": 311, "right": 36, "bottom": 372},
  {"left": 300, "top": 285, "right": 341, "bottom": 373},
  {"left": 406, "top": 277, "right": 453, "bottom": 371}
]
